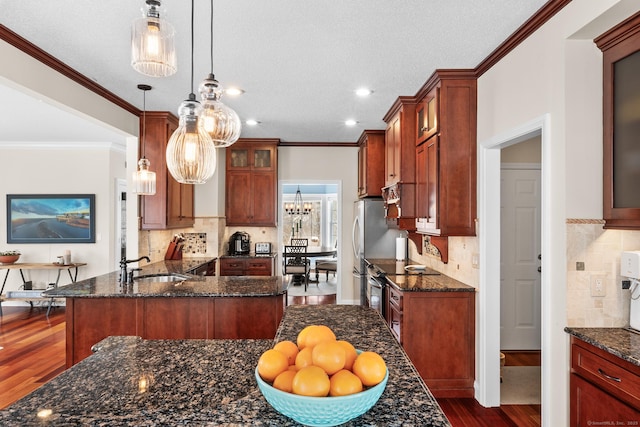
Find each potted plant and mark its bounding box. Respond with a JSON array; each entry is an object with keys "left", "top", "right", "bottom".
[{"left": 0, "top": 250, "right": 21, "bottom": 264}]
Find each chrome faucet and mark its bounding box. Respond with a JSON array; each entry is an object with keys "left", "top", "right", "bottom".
[{"left": 120, "top": 256, "right": 151, "bottom": 284}]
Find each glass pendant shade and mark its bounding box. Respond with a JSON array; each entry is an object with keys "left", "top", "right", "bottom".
[
  {"left": 198, "top": 74, "right": 242, "bottom": 147},
  {"left": 166, "top": 95, "right": 217, "bottom": 184},
  {"left": 131, "top": 0, "right": 177, "bottom": 77},
  {"left": 133, "top": 158, "right": 157, "bottom": 195}
]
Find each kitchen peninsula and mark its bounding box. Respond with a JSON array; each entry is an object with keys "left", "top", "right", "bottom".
[
  {"left": 43, "top": 259, "right": 287, "bottom": 366},
  {"left": 0, "top": 305, "right": 451, "bottom": 426}
]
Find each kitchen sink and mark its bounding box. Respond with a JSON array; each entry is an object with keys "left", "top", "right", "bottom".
[{"left": 134, "top": 273, "right": 191, "bottom": 284}]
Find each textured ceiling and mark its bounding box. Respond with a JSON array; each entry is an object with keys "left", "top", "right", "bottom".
[{"left": 0, "top": 0, "right": 548, "bottom": 144}]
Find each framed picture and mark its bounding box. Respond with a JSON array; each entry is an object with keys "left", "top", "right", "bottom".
[{"left": 7, "top": 194, "right": 96, "bottom": 244}]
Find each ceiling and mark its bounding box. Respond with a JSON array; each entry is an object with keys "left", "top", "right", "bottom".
[{"left": 0, "top": 0, "right": 548, "bottom": 145}]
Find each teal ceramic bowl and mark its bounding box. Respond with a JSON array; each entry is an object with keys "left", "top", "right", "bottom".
[{"left": 255, "top": 366, "right": 388, "bottom": 427}]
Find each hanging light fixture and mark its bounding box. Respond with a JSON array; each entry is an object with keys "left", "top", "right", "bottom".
[
  {"left": 133, "top": 84, "right": 156, "bottom": 195},
  {"left": 131, "top": 0, "right": 177, "bottom": 77},
  {"left": 166, "top": 0, "right": 216, "bottom": 184},
  {"left": 198, "top": 0, "right": 242, "bottom": 147},
  {"left": 285, "top": 186, "right": 312, "bottom": 215}
]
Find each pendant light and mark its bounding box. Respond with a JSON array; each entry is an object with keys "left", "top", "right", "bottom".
[
  {"left": 133, "top": 84, "right": 156, "bottom": 195},
  {"left": 131, "top": 0, "right": 177, "bottom": 77},
  {"left": 198, "top": 0, "right": 242, "bottom": 147},
  {"left": 166, "top": 0, "right": 216, "bottom": 185}
]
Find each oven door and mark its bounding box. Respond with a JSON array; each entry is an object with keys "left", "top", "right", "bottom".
[{"left": 367, "top": 274, "right": 385, "bottom": 316}]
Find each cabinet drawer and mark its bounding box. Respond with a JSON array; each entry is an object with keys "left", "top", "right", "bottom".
[
  {"left": 388, "top": 286, "right": 403, "bottom": 310},
  {"left": 571, "top": 339, "right": 640, "bottom": 409},
  {"left": 388, "top": 304, "right": 402, "bottom": 343}
]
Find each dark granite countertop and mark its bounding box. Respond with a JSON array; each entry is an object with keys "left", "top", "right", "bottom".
[
  {"left": 42, "top": 259, "right": 287, "bottom": 298},
  {"left": 565, "top": 327, "right": 640, "bottom": 367},
  {"left": 0, "top": 305, "right": 451, "bottom": 426},
  {"left": 220, "top": 253, "right": 277, "bottom": 259},
  {"left": 366, "top": 258, "right": 474, "bottom": 292}
]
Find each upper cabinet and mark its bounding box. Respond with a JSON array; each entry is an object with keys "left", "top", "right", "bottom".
[
  {"left": 596, "top": 12, "right": 640, "bottom": 230},
  {"left": 382, "top": 97, "right": 417, "bottom": 231},
  {"left": 225, "top": 138, "right": 279, "bottom": 227},
  {"left": 415, "top": 70, "right": 477, "bottom": 237},
  {"left": 357, "top": 130, "right": 386, "bottom": 198},
  {"left": 140, "top": 112, "right": 194, "bottom": 230}
]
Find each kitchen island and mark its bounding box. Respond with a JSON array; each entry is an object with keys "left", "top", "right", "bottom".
[
  {"left": 0, "top": 305, "right": 451, "bottom": 426},
  {"left": 42, "top": 259, "right": 288, "bottom": 366}
]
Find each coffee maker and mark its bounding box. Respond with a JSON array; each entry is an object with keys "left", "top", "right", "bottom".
[{"left": 228, "top": 231, "right": 250, "bottom": 255}]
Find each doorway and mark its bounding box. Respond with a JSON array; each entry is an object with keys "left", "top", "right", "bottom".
[{"left": 477, "top": 114, "right": 557, "bottom": 425}]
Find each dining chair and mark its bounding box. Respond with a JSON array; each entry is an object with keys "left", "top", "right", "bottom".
[
  {"left": 290, "top": 238, "right": 308, "bottom": 247},
  {"left": 283, "top": 244, "right": 310, "bottom": 291}
]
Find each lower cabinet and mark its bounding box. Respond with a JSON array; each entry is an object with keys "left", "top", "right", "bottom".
[
  {"left": 570, "top": 337, "right": 640, "bottom": 425},
  {"left": 65, "top": 295, "right": 285, "bottom": 367},
  {"left": 219, "top": 256, "right": 274, "bottom": 276},
  {"left": 386, "top": 286, "right": 475, "bottom": 398}
]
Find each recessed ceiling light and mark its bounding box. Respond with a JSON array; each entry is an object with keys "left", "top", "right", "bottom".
[
  {"left": 225, "top": 87, "right": 245, "bottom": 96},
  {"left": 246, "top": 119, "right": 260, "bottom": 126},
  {"left": 345, "top": 119, "right": 358, "bottom": 126},
  {"left": 355, "top": 88, "right": 372, "bottom": 97}
]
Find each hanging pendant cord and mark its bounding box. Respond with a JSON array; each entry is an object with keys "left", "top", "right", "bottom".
[
  {"left": 210, "top": 0, "right": 214, "bottom": 73},
  {"left": 142, "top": 89, "right": 147, "bottom": 158}
]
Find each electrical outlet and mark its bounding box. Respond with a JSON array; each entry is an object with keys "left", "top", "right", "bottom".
[{"left": 590, "top": 275, "right": 606, "bottom": 297}]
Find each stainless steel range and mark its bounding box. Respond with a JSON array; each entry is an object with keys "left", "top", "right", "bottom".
[{"left": 365, "top": 260, "right": 441, "bottom": 316}]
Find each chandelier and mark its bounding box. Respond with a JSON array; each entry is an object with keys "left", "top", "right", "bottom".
[{"left": 285, "top": 186, "right": 312, "bottom": 215}]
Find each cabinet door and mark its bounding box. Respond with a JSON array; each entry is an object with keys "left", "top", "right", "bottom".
[
  {"left": 253, "top": 146, "right": 275, "bottom": 171},
  {"left": 168, "top": 180, "right": 194, "bottom": 228},
  {"left": 358, "top": 142, "right": 367, "bottom": 197},
  {"left": 416, "top": 144, "right": 427, "bottom": 223},
  {"left": 226, "top": 171, "right": 252, "bottom": 225},
  {"left": 252, "top": 171, "right": 276, "bottom": 226},
  {"left": 246, "top": 258, "right": 273, "bottom": 276},
  {"left": 219, "top": 258, "right": 246, "bottom": 276},
  {"left": 426, "top": 137, "right": 439, "bottom": 231},
  {"left": 385, "top": 114, "right": 400, "bottom": 186},
  {"left": 571, "top": 374, "right": 640, "bottom": 426},
  {"left": 417, "top": 87, "right": 439, "bottom": 144},
  {"left": 228, "top": 147, "right": 250, "bottom": 170}
]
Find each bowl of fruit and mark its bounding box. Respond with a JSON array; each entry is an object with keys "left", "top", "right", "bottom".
[{"left": 255, "top": 325, "right": 388, "bottom": 427}]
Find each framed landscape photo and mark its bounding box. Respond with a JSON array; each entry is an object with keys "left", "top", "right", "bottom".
[{"left": 7, "top": 194, "right": 96, "bottom": 244}]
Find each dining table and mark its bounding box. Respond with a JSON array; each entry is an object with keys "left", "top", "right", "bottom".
[{"left": 284, "top": 245, "right": 337, "bottom": 286}]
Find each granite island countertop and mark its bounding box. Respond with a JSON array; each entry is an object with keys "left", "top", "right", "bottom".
[
  {"left": 42, "top": 259, "right": 288, "bottom": 298},
  {"left": 0, "top": 305, "right": 451, "bottom": 426},
  {"left": 565, "top": 327, "right": 640, "bottom": 367}
]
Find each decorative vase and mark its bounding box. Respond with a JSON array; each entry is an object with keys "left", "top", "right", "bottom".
[{"left": 0, "top": 254, "right": 20, "bottom": 264}]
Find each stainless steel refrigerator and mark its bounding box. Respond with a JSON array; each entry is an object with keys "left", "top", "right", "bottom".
[{"left": 352, "top": 199, "right": 404, "bottom": 305}]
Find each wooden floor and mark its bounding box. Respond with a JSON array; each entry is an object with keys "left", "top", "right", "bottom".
[{"left": 0, "top": 303, "right": 541, "bottom": 427}]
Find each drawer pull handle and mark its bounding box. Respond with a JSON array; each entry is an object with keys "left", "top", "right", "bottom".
[{"left": 598, "top": 368, "right": 621, "bottom": 382}]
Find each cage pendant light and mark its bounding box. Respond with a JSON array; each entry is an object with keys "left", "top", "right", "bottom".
[
  {"left": 131, "top": 0, "right": 177, "bottom": 77},
  {"left": 133, "top": 84, "right": 157, "bottom": 195},
  {"left": 198, "top": 0, "right": 242, "bottom": 147},
  {"left": 166, "top": 0, "right": 216, "bottom": 185}
]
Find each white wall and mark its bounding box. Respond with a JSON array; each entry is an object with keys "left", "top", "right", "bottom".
[
  {"left": 277, "top": 145, "right": 359, "bottom": 304},
  {"left": 477, "top": 0, "right": 640, "bottom": 424},
  {"left": 0, "top": 145, "right": 126, "bottom": 298}
]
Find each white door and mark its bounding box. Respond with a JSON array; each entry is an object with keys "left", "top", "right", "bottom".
[{"left": 500, "top": 167, "right": 541, "bottom": 350}]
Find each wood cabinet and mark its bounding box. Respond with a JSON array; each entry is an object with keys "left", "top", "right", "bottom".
[
  {"left": 382, "top": 97, "right": 417, "bottom": 230},
  {"left": 219, "top": 256, "right": 275, "bottom": 276},
  {"left": 385, "top": 285, "right": 476, "bottom": 398},
  {"left": 570, "top": 337, "right": 640, "bottom": 425},
  {"left": 415, "top": 70, "right": 477, "bottom": 238},
  {"left": 139, "top": 112, "right": 194, "bottom": 230},
  {"left": 65, "top": 294, "right": 285, "bottom": 366},
  {"left": 225, "top": 139, "right": 278, "bottom": 226},
  {"left": 188, "top": 259, "right": 216, "bottom": 276},
  {"left": 357, "top": 130, "right": 385, "bottom": 198},
  {"left": 596, "top": 13, "right": 640, "bottom": 229}
]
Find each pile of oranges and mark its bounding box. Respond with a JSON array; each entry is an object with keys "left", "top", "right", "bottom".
[{"left": 257, "top": 324, "right": 386, "bottom": 397}]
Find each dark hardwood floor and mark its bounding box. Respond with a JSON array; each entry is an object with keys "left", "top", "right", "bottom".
[{"left": 0, "top": 301, "right": 541, "bottom": 427}]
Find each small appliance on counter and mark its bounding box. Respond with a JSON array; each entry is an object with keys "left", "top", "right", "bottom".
[
  {"left": 228, "top": 231, "right": 250, "bottom": 255},
  {"left": 255, "top": 242, "right": 272, "bottom": 255},
  {"left": 622, "top": 251, "right": 640, "bottom": 331}
]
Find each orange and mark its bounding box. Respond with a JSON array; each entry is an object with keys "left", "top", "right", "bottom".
[
  {"left": 301, "top": 325, "right": 337, "bottom": 349},
  {"left": 294, "top": 347, "right": 314, "bottom": 370},
  {"left": 257, "top": 349, "right": 289, "bottom": 382},
  {"left": 291, "top": 366, "right": 330, "bottom": 397},
  {"left": 272, "top": 369, "right": 297, "bottom": 393},
  {"left": 352, "top": 351, "right": 387, "bottom": 387},
  {"left": 273, "top": 340, "right": 299, "bottom": 365},
  {"left": 311, "top": 341, "right": 346, "bottom": 375},
  {"left": 336, "top": 340, "right": 358, "bottom": 371},
  {"left": 296, "top": 325, "right": 314, "bottom": 349},
  {"left": 329, "top": 369, "right": 363, "bottom": 396}
]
